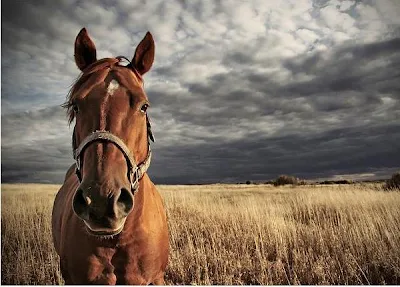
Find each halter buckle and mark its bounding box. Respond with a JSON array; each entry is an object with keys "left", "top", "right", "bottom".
[
  {"left": 130, "top": 168, "right": 140, "bottom": 193},
  {"left": 75, "top": 157, "right": 82, "bottom": 182}
]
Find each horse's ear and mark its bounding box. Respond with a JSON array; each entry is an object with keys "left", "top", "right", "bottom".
[
  {"left": 74, "top": 28, "right": 97, "bottom": 71},
  {"left": 131, "top": 32, "right": 155, "bottom": 75}
]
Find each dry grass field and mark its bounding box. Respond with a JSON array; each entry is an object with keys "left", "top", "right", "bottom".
[{"left": 1, "top": 183, "right": 400, "bottom": 284}]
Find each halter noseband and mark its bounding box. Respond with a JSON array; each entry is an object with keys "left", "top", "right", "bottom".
[{"left": 73, "top": 130, "right": 151, "bottom": 193}]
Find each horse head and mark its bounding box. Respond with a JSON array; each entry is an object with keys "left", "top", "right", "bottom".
[{"left": 66, "top": 28, "right": 155, "bottom": 237}]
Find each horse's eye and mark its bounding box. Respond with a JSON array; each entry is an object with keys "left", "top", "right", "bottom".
[
  {"left": 72, "top": 104, "right": 79, "bottom": 113},
  {"left": 140, "top": 103, "right": 149, "bottom": 113}
]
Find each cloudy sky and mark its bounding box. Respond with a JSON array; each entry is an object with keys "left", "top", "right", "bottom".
[{"left": 2, "top": 0, "right": 400, "bottom": 184}]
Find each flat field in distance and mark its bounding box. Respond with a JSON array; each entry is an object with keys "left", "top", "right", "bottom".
[{"left": 1, "top": 183, "right": 400, "bottom": 284}]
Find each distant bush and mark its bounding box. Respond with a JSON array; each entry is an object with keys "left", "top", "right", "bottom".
[
  {"left": 320, "top": 180, "right": 352, "bottom": 185},
  {"left": 264, "top": 180, "right": 275, "bottom": 185},
  {"left": 274, "top": 175, "right": 303, "bottom": 186},
  {"left": 337, "top": 180, "right": 352, "bottom": 184},
  {"left": 384, "top": 172, "right": 400, "bottom": 191},
  {"left": 245, "top": 180, "right": 252, "bottom": 185}
]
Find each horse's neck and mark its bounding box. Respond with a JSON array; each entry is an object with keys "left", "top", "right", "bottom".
[{"left": 132, "top": 174, "right": 154, "bottom": 217}]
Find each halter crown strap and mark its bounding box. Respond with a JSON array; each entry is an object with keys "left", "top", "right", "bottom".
[{"left": 73, "top": 130, "right": 151, "bottom": 193}]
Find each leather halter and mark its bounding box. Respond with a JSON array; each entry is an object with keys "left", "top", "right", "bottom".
[{"left": 73, "top": 130, "right": 152, "bottom": 193}]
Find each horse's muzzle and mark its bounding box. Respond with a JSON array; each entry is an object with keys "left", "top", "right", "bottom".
[{"left": 72, "top": 184, "right": 134, "bottom": 236}]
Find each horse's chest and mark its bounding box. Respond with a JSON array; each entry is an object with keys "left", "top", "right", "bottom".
[
  {"left": 85, "top": 252, "right": 117, "bottom": 284},
  {"left": 72, "top": 247, "right": 145, "bottom": 284}
]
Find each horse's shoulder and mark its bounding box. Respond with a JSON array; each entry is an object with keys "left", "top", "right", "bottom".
[
  {"left": 55, "top": 164, "right": 78, "bottom": 204},
  {"left": 52, "top": 164, "right": 79, "bottom": 254}
]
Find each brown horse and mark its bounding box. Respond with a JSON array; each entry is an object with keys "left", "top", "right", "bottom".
[{"left": 52, "top": 28, "right": 169, "bottom": 285}]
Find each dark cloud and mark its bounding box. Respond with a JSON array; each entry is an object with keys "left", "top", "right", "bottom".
[
  {"left": 1, "top": 106, "right": 73, "bottom": 183},
  {"left": 149, "top": 123, "right": 400, "bottom": 184},
  {"left": 4, "top": 116, "right": 398, "bottom": 184}
]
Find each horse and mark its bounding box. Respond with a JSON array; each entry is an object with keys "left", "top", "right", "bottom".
[{"left": 52, "top": 28, "right": 169, "bottom": 285}]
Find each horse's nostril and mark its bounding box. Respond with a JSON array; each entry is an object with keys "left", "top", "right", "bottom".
[
  {"left": 116, "top": 188, "right": 134, "bottom": 216},
  {"left": 72, "top": 188, "right": 89, "bottom": 218}
]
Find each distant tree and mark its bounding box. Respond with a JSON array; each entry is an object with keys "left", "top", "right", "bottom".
[
  {"left": 335, "top": 180, "right": 352, "bottom": 184},
  {"left": 321, "top": 181, "right": 333, "bottom": 185},
  {"left": 245, "top": 180, "right": 252, "bottom": 185},
  {"left": 264, "top": 180, "right": 275, "bottom": 185},
  {"left": 298, "top": 179, "right": 307, "bottom": 185},
  {"left": 274, "top": 175, "right": 299, "bottom": 186},
  {"left": 384, "top": 172, "right": 400, "bottom": 191},
  {"left": 320, "top": 180, "right": 351, "bottom": 185}
]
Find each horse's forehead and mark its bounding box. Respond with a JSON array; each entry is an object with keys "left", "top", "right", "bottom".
[
  {"left": 77, "top": 66, "right": 144, "bottom": 100},
  {"left": 110, "top": 67, "right": 144, "bottom": 93},
  {"left": 106, "top": 67, "right": 147, "bottom": 100}
]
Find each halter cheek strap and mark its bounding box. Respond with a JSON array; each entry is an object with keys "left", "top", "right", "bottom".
[{"left": 73, "top": 130, "right": 151, "bottom": 193}]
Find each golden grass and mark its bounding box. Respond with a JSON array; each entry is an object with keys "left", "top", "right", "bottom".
[
  {"left": 2, "top": 183, "right": 400, "bottom": 284},
  {"left": 1, "top": 184, "right": 63, "bottom": 285}
]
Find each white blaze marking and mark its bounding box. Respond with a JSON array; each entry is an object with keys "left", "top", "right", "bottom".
[{"left": 107, "top": 79, "right": 120, "bottom": 95}]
